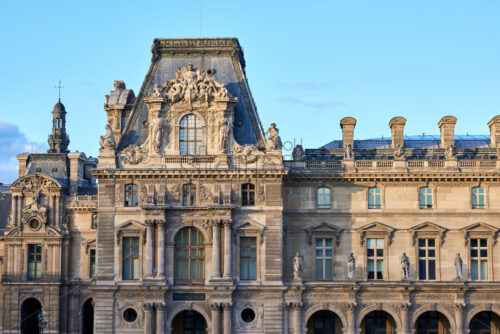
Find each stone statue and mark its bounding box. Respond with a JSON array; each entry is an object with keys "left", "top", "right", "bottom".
[
  {"left": 293, "top": 252, "right": 303, "bottom": 280},
  {"left": 219, "top": 118, "right": 230, "bottom": 152},
  {"left": 445, "top": 145, "right": 456, "bottom": 159},
  {"left": 265, "top": 123, "right": 282, "bottom": 150},
  {"left": 344, "top": 143, "right": 353, "bottom": 160},
  {"left": 99, "top": 122, "right": 115, "bottom": 149},
  {"left": 150, "top": 84, "right": 162, "bottom": 99},
  {"left": 393, "top": 144, "right": 404, "bottom": 159},
  {"left": 454, "top": 253, "right": 463, "bottom": 279},
  {"left": 348, "top": 252, "right": 356, "bottom": 280},
  {"left": 292, "top": 145, "right": 304, "bottom": 161},
  {"left": 151, "top": 111, "right": 165, "bottom": 153},
  {"left": 400, "top": 252, "right": 410, "bottom": 280}
]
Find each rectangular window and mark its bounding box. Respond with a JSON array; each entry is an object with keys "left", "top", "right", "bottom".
[
  {"left": 472, "top": 187, "right": 485, "bottom": 209},
  {"left": 89, "top": 249, "right": 96, "bottom": 278},
  {"left": 419, "top": 187, "right": 433, "bottom": 209},
  {"left": 470, "top": 238, "right": 488, "bottom": 280},
  {"left": 28, "top": 244, "right": 42, "bottom": 280},
  {"left": 368, "top": 187, "right": 381, "bottom": 209},
  {"left": 240, "top": 237, "right": 257, "bottom": 280},
  {"left": 242, "top": 184, "right": 255, "bottom": 206},
  {"left": 315, "top": 238, "right": 333, "bottom": 280},
  {"left": 123, "top": 237, "right": 139, "bottom": 280},
  {"left": 317, "top": 188, "right": 331, "bottom": 209},
  {"left": 418, "top": 238, "right": 436, "bottom": 280},
  {"left": 367, "top": 238, "right": 384, "bottom": 280},
  {"left": 182, "top": 184, "right": 196, "bottom": 206}
]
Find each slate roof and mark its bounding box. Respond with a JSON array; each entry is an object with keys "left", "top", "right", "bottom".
[
  {"left": 119, "top": 38, "right": 265, "bottom": 149},
  {"left": 320, "top": 135, "right": 491, "bottom": 149},
  {"left": 0, "top": 183, "right": 11, "bottom": 236}
]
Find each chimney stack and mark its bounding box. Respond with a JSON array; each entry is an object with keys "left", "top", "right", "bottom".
[
  {"left": 438, "top": 116, "right": 457, "bottom": 147},
  {"left": 340, "top": 117, "right": 357, "bottom": 149},
  {"left": 389, "top": 117, "right": 407, "bottom": 148}
]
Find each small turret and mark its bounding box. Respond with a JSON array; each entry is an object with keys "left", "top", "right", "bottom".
[{"left": 47, "top": 99, "right": 70, "bottom": 153}]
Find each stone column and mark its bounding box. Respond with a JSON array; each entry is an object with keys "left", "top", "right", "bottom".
[
  {"left": 146, "top": 220, "right": 154, "bottom": 278},
  {"left": 157, "top": 220, "right": 166, "bottom": 279},
  {"left": 55, "top": 194, "right": 60, "bottom": 227},
  {"left": 11, "top": 195, "right": 16, "bottom": 227},
  {"left": 210, "top": 303, "right": 221, "bottom": 334},
  {"left": 222, "top": 303, "right": 232, "bottom": 334},
  {"left": 211, "top": 221, "right": 221, "bottom": 279},
  {"left": 400, "top": 303, "right": 411, "bottom": 334},
  {"left": 144, "top": 303, "right": 154, "bottom": 334},
  {"left": 54, "top": 243, "right": 61, "bottom": 278},
  {"left": 222, "top": 221, "right": 232, "bottom": 279},
  {"left": 13, "top": 244, "right": 20, "bottom": 278},
  {"left": 7, "top": 245, "right": 13, "bottom": 277},
  {"left": 282, "top": 303, "right": 290, "bottom": 334},
  {"left": 292, "top": 303, "right": 302, "bottom": 334},
  {"left": 455, "top": 303, "right": 465, "bottom": 334},
  {"left": 156, "top": 303, "right": 166, "bottom": 334},
  {"left": 344, "top": 303, "right": 356, "bottom": 334}
]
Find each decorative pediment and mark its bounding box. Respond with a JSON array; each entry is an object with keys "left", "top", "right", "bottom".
[
  {"left": 5, "top": 224, "right": 63, "bottom": 237},
  {"left": 82, "top": 238, "right": 96, "bottom": 254},
  {"left": 409, "top": 222, "right": 447, "bottom": 246},
  {"left": 146, "top": 64, "right": 236, "bottom": 106},
  {"left": 115, "top": 220, "right": 147, "bottom": 244},
  {"left": 305, "top": 222, "right": 343, "bottom": 246},
  {"left": 233, "top": 219, "right": 267, "bottom": 244},
  {"left": 460, "top": 222, "right": 499, "bottom": 246},
  {"left": 356, "top": 222, "right": 395, "bottom": 246},
  {"left": 11, "top": 173, "right": 62, "bottom": 191}
]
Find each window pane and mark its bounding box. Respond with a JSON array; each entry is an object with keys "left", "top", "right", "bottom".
[
  {"left": 471, "top": 261, "right": 478, "bottom": 280},
  {"left": 325, "top": 249, "right": 332, "bottom": 257},
  {"left": 428, "top": 239, "right": 435, "bottom": 247},
  {"left": 325, "top": 239, "right": 332, "bottom": 247},
  {"left": 481, "top": 260, "right": 488, "bottom": 279},
  {"left": 428, "top": 260, "right": 436, "bottom": 280},
  {"left": 480, "top": 239, "right": 487, "bottom": 247},
  {"left": 316, "top": 260, "right": 323, "bottom": 280},
  {"left": 376, "top": 239, "right": 384, "bottom": 247},
  {"left": 325, "top": 259, "right": 332, "bottom": 280},
  {"left": 419, "top": 260, "right": 426, "bottom": 280},
  {"left": 367, "top": 239, "right": 374, "bottom": 247},
  {"left": 123, "top": 258, "right": 130, "bottom": 279},
  {"left": 428, "top": 249, "right": 435, "bottom": 257},
  {"left": 132, "top": 259, "right": 139, "bottom": 279},
  {"left": 241, "top": 259, "right": 248, "bottom": 279},
  {"left": 249, "top": 259, "right": 256, "bottom": 280}
]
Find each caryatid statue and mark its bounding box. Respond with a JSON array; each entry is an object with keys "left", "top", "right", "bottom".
[
  {"left": 99, "top": 121, "right": 115, "bottom": 150},
  {"left": 151, "top": 110, "right": 165, "bottom": 153},
  {"left": 454, "top": 253, "right": 463, "bottom": 279},
  {"left": 348, "top": 252, "right": 356, "bottom": 280},
  {"left": 400, "top": 252, "right": 410, "bottom": 280},
  {"left": 293, "top": 252, "right": 303, "bottom": 280}
]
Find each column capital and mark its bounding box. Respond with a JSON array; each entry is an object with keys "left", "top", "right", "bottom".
[
  {"left": 209, "top": 303, "right": 221, "bottom": 311},
  {"left": 222, "top": 219, "right": 232, "bottom": 226},
  {"left": 156, "top": 219, "right": 166, "bottom": 226},
  {"left": 400, "top": 302, "right": 411, "bottom": 311},
  {"left": 454, "top": 303, "right": 466, "bottom": 311},
  {"left": 145, "top": 219, "right": 156, "bottom": 226},
  {"left": 222, "top": 303, "right": 233, "bottom": 311},
  {"left": 143, "top": 303, "right": 154, "bottom": 311},
  {"left": 155, "top": 302, "right": 166, "bottom": 311},
  {"left": 344, "top": 302, "right": 357, "bottom": 312},
  {"left": 291, "top": 302, "right": 303, "bottom": 310}
]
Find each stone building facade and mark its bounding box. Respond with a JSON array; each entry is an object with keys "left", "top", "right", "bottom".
[{"left": 1, "top": 38, "right": 500, "bottom": 334}]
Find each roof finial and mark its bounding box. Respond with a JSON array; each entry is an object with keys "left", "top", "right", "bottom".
[{"left": 55, "top": 79, "right": 64, "bottom": 101}]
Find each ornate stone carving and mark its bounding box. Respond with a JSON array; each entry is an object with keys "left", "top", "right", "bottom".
[
  {"left": 265, "top": 123, "right": 282, "bottom": 150},
  {"left": 199, "top": 184, "right": 212, "bottom": 202},
  {"left": 219, "top": 118, "right": 231, "bottom": 152},
  {"left": 293, "top": 252, "right": 303, "bottom": 281},
  {"left": 99, "top": 121, "right": 115, "bottom": 150},
  {"left": 348, "top": 252, "right": 356, "bottom": 280},
  {"left": 121, "top": 143, "right": 148, "bottom": 165},
  {"left": 344, "top": 302, "right": 357, "bottom": 312},
  {"left": 12, "top": 174, "right": 59, "bottom": 191},
  {"left": 344, "top": 143, "right": 353, "bottom": 160},
  {"left": 454, "top": 253, "right": 463, "bottom": 280},
  {"left": 445, "top": 144, "right": 456, "bottom": 159},
  {"left": 232, "top": 144, "right": 262, "bottom": 164},
  {"left": 115, "top": 183, "right": 123, "bottom": 205},
  {"left": 146, "top": 64, "right": 233, "bottom": 105},
  {"left": 257, "top": 183, "right": 265, "bottom": 202},
  {"left": 393, "top": 144, "right": 404, "bottom": 159},
  {"left": 151, "top": 110, "right": 166, "bottom": 153}
]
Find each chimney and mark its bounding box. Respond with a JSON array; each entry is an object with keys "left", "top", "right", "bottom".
[
  {"left": 438, "top": 116, "right": 457, "bottom": 147},
  {"left": 340, "top": 117, "right": 357, "bottom": 148},
  {"left": 68, "top": 152, "right": 84, "bottom": 194},
  {"left": 389, "top": 117, "right": 407, "bottom": 148},
  {"left": 488, "top": 115, "right": 500, "bottom": 148},
  {"left": 17, "top": 153, "right": 29, "bottom": 177}
]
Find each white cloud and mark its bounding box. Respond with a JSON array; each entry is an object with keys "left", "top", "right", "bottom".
[{"left": 0, "top": 121, "right": 46, "bottom": 184}]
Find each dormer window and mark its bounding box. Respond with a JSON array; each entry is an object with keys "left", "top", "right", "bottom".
[{"left": 180, "top": 114, "right": 202, "bottom": 155}]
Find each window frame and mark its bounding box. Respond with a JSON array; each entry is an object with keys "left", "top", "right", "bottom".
[
  {"left": 89, "top": 248, "right": 96, "bottom": 278},
  {"left": 174, "top": 227, "right": 205, "bottom": 285},
  {"left": 234, "top": 221, "right": 264, "bottom": 284},
  {"left": 182, "top": 183, "right": 197, "bottom": 206},
  {"left": 462, "top": 222, "right": 497, "bottom": 282},
  {"left": 122, "top": 236, "right": 140, "bottom": 280},
  {"left": 470, "top": 238, "right": 488, "bottom": 281},
  {"left": 91, "top": 213, "right": 97, "bottom": 229},
  {"left": 316, "top": 187, "right": 331, "bottom": 209},
  {"left": 419, "top": 186, "right": 434, "bottom": 209},
  {"left": 366, "top": 238, "right": 385, "bottom": 280},
  {"left": 179, "top": 113, "right": 203, "bottom": 156},
  {"left": 27, "top": 243, "right": 43, "bottom": 281},
  {"left": 417, "top": 238, "right": 437, "bottom": 281},
  {"left": 241, "top": 183, "right": 255, "bottom": 206},
  {"left": 314, "top": 238, "right": 334, "bottom": 281},
  {"left": 471, "top": 186, "right": 486, "bottom": 209},
  {"left": 239, "top": 236, "right": 257, "bottom": 280},
  {"left": 124, "top": 183, "right": 139, "bottom": 207},
  {"left": 368, "top": 187, "right": 382, "bottom": 209},
  {"left": 410, "top": 223, "right": 445, "bottom": 281}
]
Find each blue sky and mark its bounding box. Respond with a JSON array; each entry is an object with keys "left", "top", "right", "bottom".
[{"left": 0, "top": 0, "right": 499, "bottom": 183}]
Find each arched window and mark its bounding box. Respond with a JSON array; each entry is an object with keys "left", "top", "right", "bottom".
[
  {"left": 124, "top": 183, "right": 138, "bottom": 207},
  {"left": 317, "top": 187, "right": 331, "bottom": 209},
  {"left": 183, "top": 184, "right": 196, "bottom": 206},
  {"left": 91, "top": 213, "right": 97, "bottom": 229},
  {"left": 419, "top": 187, "right": 433, "bottom": 209},
  {"left": 175, "top": 227, "right": 205, "bottom": 284},
  {"left": 241, "top": 183, "right": 255, "bottom": 206},
  {"left": 179, "top": 114, "right": 202, "bottom": 155},
  {"left": 368, "top": 187, "right": 381, "bottom": 209},
  {"left": 471, "top": 187, "right": 485, "bottom": 209}
]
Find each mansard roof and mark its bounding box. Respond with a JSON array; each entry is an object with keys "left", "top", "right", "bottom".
[{"left": 119, "top": 38, "right": 265, "bottom": 149}]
